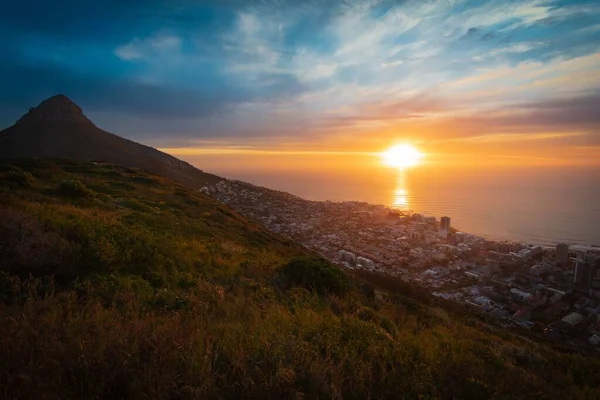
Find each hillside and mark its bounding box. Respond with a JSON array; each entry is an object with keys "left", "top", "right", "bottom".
[
  {"left": 0, "top": 95, "right": 222, "bottom": 188},
  {"left": 1, "top": 158, "right": 599, "bottom": 399}
]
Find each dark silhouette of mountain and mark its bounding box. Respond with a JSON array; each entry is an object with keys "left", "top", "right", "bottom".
[{"left": 0, "top": 94, "right": 222, "bottom": 187}]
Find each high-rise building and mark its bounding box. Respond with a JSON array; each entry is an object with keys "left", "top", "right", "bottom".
[
  {"left": 440, "top": 216, "right": 451, "bottom": 231},
  {"left": 499, "top": 243, "right": 511, "bottom": 254},
  {"left": 556, "top": 243, "right": 569, "bottom": 266},
  {"left": 573, "top": 259, "right": 593, "bottom": 291},
  {"left": 438, "top": 216, "right": 451, "bottom": 238}
]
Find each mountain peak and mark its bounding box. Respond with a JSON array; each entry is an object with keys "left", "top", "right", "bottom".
[{"left": 15, "top": 94, "right": 94, "bottom": 126}]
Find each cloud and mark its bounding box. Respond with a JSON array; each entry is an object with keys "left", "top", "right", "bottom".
[
  {"left": 223, "top": 11, "right": 288, "bottom": 72},
  {"left": 450, "top": 132, "right": 588, "bottom": 144},
  {"left": 221, "top": 0, "right": 600, "bottom": 120},
  {"left": 114, "top": 33, "right": 182, "bottom": 61},
  {"left": 1, "top": 0, "right": 600, "bottom": 153},
  {"left": 508, "top": 91, "right": 600, "bottom": 128},
  {"left": 114, "top": 42, "right": 144, "bottom": 61},
  {"left": 305, "top": 83, "right": 600, "bottom": 149},
  {"left": 489, "top": 42, "right": 546, "bottom": 56},
  {"left": 428, "top": 91, "right": 600, "bottom": 144}
]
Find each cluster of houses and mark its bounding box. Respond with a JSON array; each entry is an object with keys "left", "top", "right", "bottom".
[{"left": 204, "top": 179, "right": 600, "bottom": 352}]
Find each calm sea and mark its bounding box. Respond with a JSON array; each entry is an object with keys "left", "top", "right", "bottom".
[{"left": 185, "top": 155, "right": 600, "bottom": 247}]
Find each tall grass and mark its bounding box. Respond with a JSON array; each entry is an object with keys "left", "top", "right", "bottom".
[
  {"left": 1, "top": 159, "right": 599, "bottom": 399},
  {"left": 2, "top": 276, "right": 599, "bottom": 399}
]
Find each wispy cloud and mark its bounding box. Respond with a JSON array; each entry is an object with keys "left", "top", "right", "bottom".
[
  {"left": 448, "top": 132, "right": 589, "bottom": 143},
  {"left": 115, "top": 33, "right": 182, "bottom": 61}
]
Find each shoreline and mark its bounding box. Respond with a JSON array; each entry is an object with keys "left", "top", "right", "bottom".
[
  {"left": 340, "top": 199, "right": 600, "bottom": 251},
  {"left": 224, "top": 178, "right": 600, "bottom": 248}
]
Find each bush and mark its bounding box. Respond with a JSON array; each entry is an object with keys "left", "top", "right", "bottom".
[
  {"left": 0, "top": 208, "right": 78, "bottom": 278},
  {"left": 279, "top": 257, "right": 351, "bottom": 296},
  {"left": 116, "top": 198, "right": 155, "bottom": 213},
  {"left": 57, "top": 179, "right": 94, "bottom": 198},
  {"left": 0, "top": 168, "right": 35, "bottom": 188}
]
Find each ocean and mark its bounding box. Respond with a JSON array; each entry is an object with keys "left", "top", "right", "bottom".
[{"left": 184, "top": 154, "right": 600, "bottom": 247}]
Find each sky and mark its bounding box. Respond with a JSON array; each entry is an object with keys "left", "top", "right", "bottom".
[{"left": 1, "top": 0, "right": 600, "bottom": 167}]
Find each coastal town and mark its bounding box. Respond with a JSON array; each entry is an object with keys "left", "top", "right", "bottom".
[{"left": 204, "top": 179, "right": 600, "bottom": 353}]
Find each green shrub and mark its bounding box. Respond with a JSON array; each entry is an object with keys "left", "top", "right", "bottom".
[
  {"left": 0, "top": 208, "right": 79, "bottom": 278},
  {"left": 279, "top": 257, "right": 351, "bottom": 296},
  {"left": 57, "top": 179, "right": 94, "bottom": 198},
  {"left": 0, "top": 168, "right": 35, "bottom": 188},
  {"left": 132, "top": 175, "right": 160, "bottom": 186},
  {"left": 116, "top": 198, "right": 155, "bottom": 213}
]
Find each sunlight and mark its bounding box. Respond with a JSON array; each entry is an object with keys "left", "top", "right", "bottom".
[
  {"left": 393, "top": 188, "right": 409, "bottom": 209},
  {"left": 391, "top": 168, "right": 410, "bottom": 210},
  {"left": 381, "top": 144, "right": 423, "bottom": 169}
]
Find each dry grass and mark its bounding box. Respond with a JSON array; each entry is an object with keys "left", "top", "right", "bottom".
[{"left": 0, "top": 159, "right": 599, "bottom": 399}]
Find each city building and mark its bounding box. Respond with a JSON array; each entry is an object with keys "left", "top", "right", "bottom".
[
  {"left": 530, "top": 262, "right": 551, "bottom": 276},
  {"left": 573, "top": 259, "right": 593, "bottom": 291},
  {"left": 487, "top": 259, "right": 501, "bottom": 273},
  {"left": 457, "top": 243, "right": 471, "bottom": 254},
  {"left": 514, "top": 245, "right": 543, "bottom": 261},
  {"left": 510, "top": 242, "right": 523, "bottom": 253},
  {"left": 509, "top": 288, "right": 534, "bottom": 302},
  {"left": 499, "top": 242, "right": 511, "bottom": 254},
  {"left": 438, "top": 216, "right": 451, "bottom": 238},
  {"left": 561, "top": 312, "right": 583, "bottom": 327},
  {"left": 556, "top": 243, "right": 569, "bottom": 266},
  {"left": 465, "top": 270, "right": 482, "bottom": 280},
  {"left": 513, "top": 308, "right": 532, "bottom": 322}
]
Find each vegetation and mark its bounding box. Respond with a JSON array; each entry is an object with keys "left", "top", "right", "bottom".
[
  {"left": 279, "top": 257, "right": 352, "bottom": 296},
  {"left": 56, "top": 179, "right": 94, "bottom": 198},
  {"left": 0, "top": 159, "right": 599, "bottom": 399},
  {"left": 0, "top": 164, "right": 35, "bottom": 188}
]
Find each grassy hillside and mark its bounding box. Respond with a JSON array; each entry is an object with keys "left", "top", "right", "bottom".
[{"left": 0, "top": 159, "right": 599, "bottom": 399}]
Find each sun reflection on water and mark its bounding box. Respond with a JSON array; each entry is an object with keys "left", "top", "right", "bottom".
[
  {"left": 393, "top": 188, "right": 409, "bottom": 209},
  {"left": 392, "top": 169, "right": 410, "bottom": 210}
]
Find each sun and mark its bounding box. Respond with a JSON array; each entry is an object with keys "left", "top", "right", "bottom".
[{"left": 381, "top": 144, "right": 423, "bottom": 169}]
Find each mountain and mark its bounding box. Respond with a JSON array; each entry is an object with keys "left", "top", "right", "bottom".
[{"left": 0, "top": 94, "right": 222, "bottom": 187}]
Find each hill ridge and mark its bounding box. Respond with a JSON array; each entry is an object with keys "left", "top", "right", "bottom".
[
  {"left": 15, "top": 94, "right": 94, "bottom": 126},
  {"left": 0, "top": 94, "right": 223, "bottom": 187}
]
